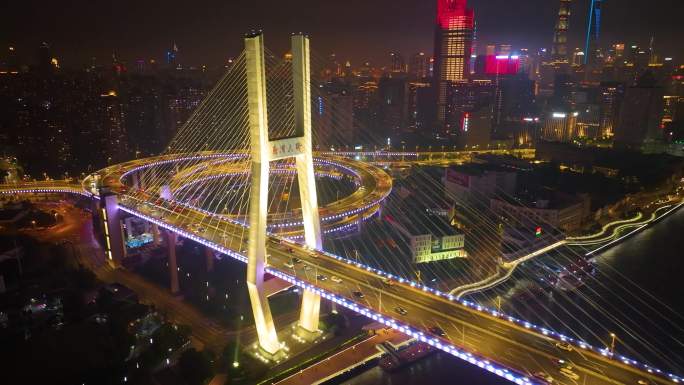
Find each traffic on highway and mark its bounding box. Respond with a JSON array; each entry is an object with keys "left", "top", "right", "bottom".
[{"left": 89, "top": 152, "right": 681, "bottom": 385}]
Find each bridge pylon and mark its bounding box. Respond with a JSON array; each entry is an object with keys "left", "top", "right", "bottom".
[
  {"left": 291, "top": 33, "right": 323, "bottom": 336},
  {"left": 244, "top": 32, "right": 323, "bottom": 356}
]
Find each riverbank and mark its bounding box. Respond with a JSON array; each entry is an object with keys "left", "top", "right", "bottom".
[{"left": 451, "top": 197, "right": 684, "bottom": 298}]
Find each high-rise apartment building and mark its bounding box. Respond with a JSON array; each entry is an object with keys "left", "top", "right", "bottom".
[
  {"left": 313, "top": 81, "right": 354, "bottom": 148},
  {"left": 390, "top": 52, "right": 406, "bottom": 73},
  {"left": 378, "top": 75, "right": 409, "bottom": 135},
  {"left": 598, "top": 81, "right": 625, "bottom": 137},
  {"left": 410, "top": 52, "right": 429, "bottom": 80}
]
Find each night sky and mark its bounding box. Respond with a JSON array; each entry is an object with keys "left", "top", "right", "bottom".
[{"left": 2, "top": 0, "right": 682, "bottom": 68}]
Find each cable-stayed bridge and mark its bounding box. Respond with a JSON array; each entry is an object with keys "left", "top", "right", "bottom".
[{"left": 1, "top": 33, "right": 681, "bottom": 385}]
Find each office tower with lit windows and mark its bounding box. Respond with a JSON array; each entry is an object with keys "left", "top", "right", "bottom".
[
  {"left": 551, "top": 0, "right": 572, "bottom": 63},
  {"left": 542, "top": 111, "right": 579, "bottom": 142},
  {"left": 598, "top": 82, "right": 625, "bottom": 137},
  {"left": 433, "top": 0, "right": 475, "bottom": 135}
]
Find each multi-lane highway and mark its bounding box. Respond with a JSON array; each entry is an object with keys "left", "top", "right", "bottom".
[
  {"left": 266, "top": 241, "right": 675, "bottom": 385},
  {"left": 0, "top": 179, "right": 89, "bottom": 196},
  {"left": 3, "top": 151, "right": 680, "bottom": 385},
  {"left": 110, "top": 185, "right": 676, "bottom": 384}
]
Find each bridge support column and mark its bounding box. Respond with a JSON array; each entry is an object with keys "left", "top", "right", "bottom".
[
  {"left": 101, "top": 194, "right": 126, "bottom": 267},
  {"left": 167, "top": 231, "right": 180, "bottom": 295},
  {"left": 131, "top": 172, "right": 140, "bottom": 190},
  {"left": 245, "top": 32, "right": 281, "bottom": 356},
  {"left": 299, "top": 288, "right": 321, "bottom": 333},
  {"left": 160, "top": 185, "right": 173, "bottom": 200},
  {"left": 124, "top": 217, "right": 135, "bottom": 239},
  {"left": 205, "top": 247, "right": 215, "bottom": 273},
  {"left": 152, "top": 223, "right": 161, "bottom": 246},
  {"left": 292, "top": 34, "right": 323, "bottom": 335}
]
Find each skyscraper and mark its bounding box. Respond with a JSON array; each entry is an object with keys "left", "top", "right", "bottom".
[
  {"left": 36, "top": 42, "right": 53, "bottom": 73},
  {"left": 410, "top": 52, "right": 429, "bottom": 79},
  {"left": 584, "top": 0, "right": 602, "bottom": 65},
  {"left": 614, "top": 72, "right": 665, "bottom": 150},
  {"left": 551, "top": 0, "right": 572, "bottom": 63},
  {"left": 166, "top": 42, "right": 179, "bottom": 68},
  {"left": 390, "top": 52, "right": 405, "bottom": 73},
  {"left": 433, "top": 0, "right": 475, "bottom": 134}
]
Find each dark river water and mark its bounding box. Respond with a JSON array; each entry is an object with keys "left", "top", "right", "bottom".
[{"left": 341, "top": 207, "right": 684, "bottom": 384}]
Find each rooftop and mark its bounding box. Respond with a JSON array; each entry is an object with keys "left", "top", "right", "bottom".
[
  {"left": 493, "top": 188, "right": 583, "bottom": 210},
  {"left": 387, "top": 173, "right": 460, "bottom": 237},
  {"left": 448, "top": 162, "right": 516, "bottom": 177}
]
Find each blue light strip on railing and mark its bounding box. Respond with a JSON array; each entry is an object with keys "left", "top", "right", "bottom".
[
  {"left": 320, "top": 151, "right": 420, "bottom": 157},
  {"left": 0, "top": 187, "right": 93, "bottom": 198},
  {"left": 119, "top": 153, "right": 245, "bottom": 180}
]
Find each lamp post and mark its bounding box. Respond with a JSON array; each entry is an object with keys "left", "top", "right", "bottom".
[{"left": 609, "top": 332, "right": 617, "bottom": 354}]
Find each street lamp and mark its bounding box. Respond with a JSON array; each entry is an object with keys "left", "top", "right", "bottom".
[{"left": 609, "top": 332, "right": 617, "bottom": 354}]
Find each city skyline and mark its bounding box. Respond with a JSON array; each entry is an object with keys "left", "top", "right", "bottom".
[
  {"left": 2, "top": 0, "right": 683, "bottom": 68},
  {"left": 1, "top": 1, "right": 684, "bottom": 384}
]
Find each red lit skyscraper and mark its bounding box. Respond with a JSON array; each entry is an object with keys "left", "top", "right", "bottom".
[{"left": 433, "top": 0, "right": 475, "bottom": 134}]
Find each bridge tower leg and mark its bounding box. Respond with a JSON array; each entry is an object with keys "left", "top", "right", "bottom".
[
  {"left": 244, "top": 32, "right": 281, "bottom": 356},
  {"left": 292, "top": 34, "right": 323, "bottom": 334},
  {"left": 205, "top": 247, "right": 215, "bottom": 273},
  {"left": 101, "top": 194, "right": 126, "bottom": 267},
  {"left": 167, "top": 230, "right": 180, "bottom": 295},
  {"left": 131, "top": 172, "right": 140, "bottom": 190},
  {"left": 152, "top": 223, "right": 161, "bottom": 246}
]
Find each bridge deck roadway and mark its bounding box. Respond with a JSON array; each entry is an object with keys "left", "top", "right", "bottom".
[
  {"left": 117, "top": 194, "right": 672, "bottom": 385},
  {"left": 0, "top": 181, "right": 87, "bottom": 195},
  {"left": 91, "top": 153, "right": 391, "bottom": 239},
  {"left": 101, "top": 163, "right": 673, "bottom": 385},
  {"left": 2, "top": 151, "right": 677, "bottom": 385},
  {"left": 166, "top": 155, "right": 392, "bottom": 237}
]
